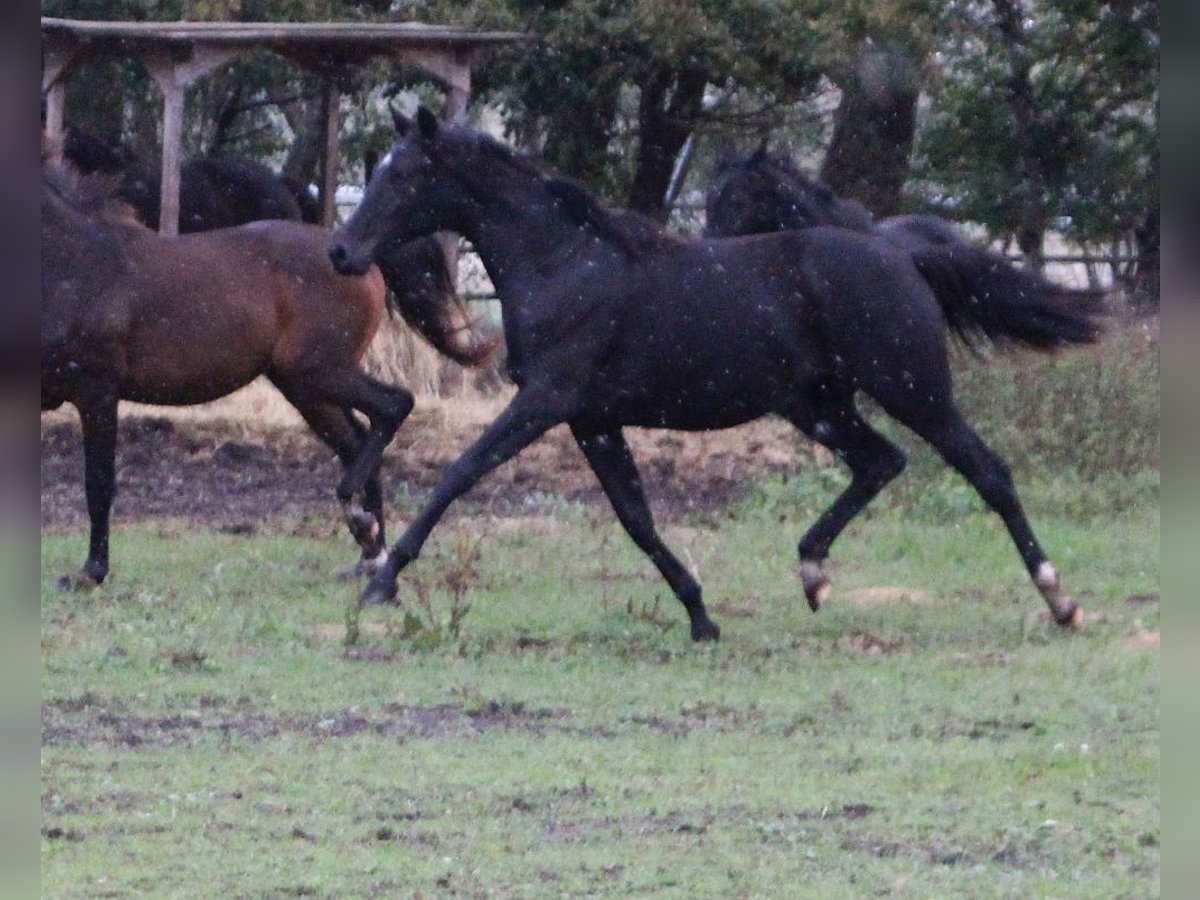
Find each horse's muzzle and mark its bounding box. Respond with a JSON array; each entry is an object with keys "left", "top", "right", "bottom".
[{"left": 328, "top": 242, "right": 373, "bottom": 277}]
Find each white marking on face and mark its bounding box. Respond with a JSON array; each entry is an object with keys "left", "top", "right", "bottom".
[{"left": 378, "top": 150, "right": 394, "bottom": 173}]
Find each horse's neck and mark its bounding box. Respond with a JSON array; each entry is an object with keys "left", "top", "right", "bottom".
[
  {"left": 774, "top": 170, "right": 874, "bottom": 232},
  {"left": 465, "top": 179, "right": 596, "bottom": 296}
]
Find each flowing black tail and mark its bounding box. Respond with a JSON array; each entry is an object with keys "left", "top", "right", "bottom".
[
  {"left": 911, "top": 244, "right": 1108, "bottom": 350},
  {"left": 372, "top": 235, "right": 499, "bottom": 367}
]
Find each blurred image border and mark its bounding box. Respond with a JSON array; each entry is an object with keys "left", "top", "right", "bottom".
[{"left": 1160, "top": 1, "right": 1197, "bottom": 896}]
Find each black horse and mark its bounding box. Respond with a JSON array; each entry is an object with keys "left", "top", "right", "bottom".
[
  {"left": 330, "top": 107, "right": 1104, "bottom": 641},
  {"left": 705, "top": 145, "right": 967, "bottom": 251}
]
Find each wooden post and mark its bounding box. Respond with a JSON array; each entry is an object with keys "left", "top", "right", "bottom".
[
  {"left": 40, "top": 36, "right": 90, "bottom": 156},
  {"left": 157, "top": 83, "right": 186, "bottom": 235},
  {"left": 140, "top": 44, "right": 241, "bottom": 235},
  {"left": 320, "top": 80, "right": 341, "bottom": 228}
]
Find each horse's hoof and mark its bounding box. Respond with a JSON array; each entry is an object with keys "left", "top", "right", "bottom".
[
  {"left": 1054, "top": 602, "right": 1083, "bottom": 629},
  {"left": 799, "top": 561, "right": 830, "bottom": 612},
  {"left": 336, "top": 550, "right": 389, "bottom": 582},
  {"left": 56, "top": 571, "right": 100, "bottom": 592},
  {"left": 360, "top": 577, "right": 398, "bottom": 607},
  {"left": 691, "top": 619, "right": 721, "bottom": 642}
]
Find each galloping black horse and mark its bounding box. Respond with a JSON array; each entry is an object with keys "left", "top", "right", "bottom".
[
  {"left": 330, "top": 108, "right": 1104, "bottom": 641},
  {"left": 705, "top": 145, "right": 967, "bottom": 251}
]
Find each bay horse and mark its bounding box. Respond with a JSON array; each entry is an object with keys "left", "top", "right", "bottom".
[
  {"left": 41, "top": 159, "right": 493, "bottom": 589},
  {"left": 329, "top": 107, "right": 1104, "bottom": 642},
  {"left": 59, "top": 125, "right": 468, "bottom": 345},
  {"left": 705, "top": 145, "right": 968, "bottom": 251}
]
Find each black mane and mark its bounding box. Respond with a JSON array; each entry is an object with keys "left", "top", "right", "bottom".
[{"left": 465, "top": 128, "right": 681, "bottom": 260}]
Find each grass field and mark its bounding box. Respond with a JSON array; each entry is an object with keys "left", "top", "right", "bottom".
[
  {"left": 41, "top": 321, "right": 1159, "bottom": 897},
  {"left": 41, "top": 489, "right": 1158, "bottom": 897}
]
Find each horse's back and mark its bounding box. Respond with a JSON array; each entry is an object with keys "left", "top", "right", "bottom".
[{"left": 214, "top": 221, "right": 387, "bottom": 369}]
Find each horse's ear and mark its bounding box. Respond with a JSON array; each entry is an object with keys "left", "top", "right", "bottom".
[
  {"left": 390, "top": 103, "right": 410, "bottom": 136},
  {"left": 416, "top": 106, "right": 440, "bottom": 141}
]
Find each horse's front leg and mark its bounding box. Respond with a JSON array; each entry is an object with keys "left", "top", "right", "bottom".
[
  {"left": 571, "top": 423, "right": 720, "bottom": 642},
  {"left": 66, "top": 385, "right": 119, "bottom": 589},
  {"left": 361, "top": 388, "right": 569, "bottom": 606}
]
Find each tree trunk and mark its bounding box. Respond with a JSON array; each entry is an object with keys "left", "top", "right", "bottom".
[
  {"left": 1130, "top": 203, "right": 1159, "bottom": 311},
  {"left": 627, "top": 67, "right": 707, "bottom": 220},
  {"left": 993, "top": 0, "right": 1048, "bottom": 272},
  {"left": 820, "top": 42, "right": 919, "bottom": 218}
]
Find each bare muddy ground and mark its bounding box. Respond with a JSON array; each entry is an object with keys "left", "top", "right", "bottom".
[{"left": 40, "top": 407, "right": 810, "bottom": 532}]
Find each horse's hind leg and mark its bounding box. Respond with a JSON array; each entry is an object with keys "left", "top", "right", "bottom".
[
  {"left": 571, "top": 423, "right": 720, "bottom": 641},
  {"left": 782, "top": 392, "right": 907, "bottom": 611},
  {"left": 904, "top": 406, "right": 1079, "bottom": 626}
]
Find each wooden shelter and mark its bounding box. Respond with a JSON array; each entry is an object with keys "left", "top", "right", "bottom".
[{"left": 41, "top": 17, "right": 526, "bottom": 234}]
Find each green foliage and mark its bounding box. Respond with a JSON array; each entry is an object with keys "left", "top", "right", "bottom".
[
  {"left": 45, "top": 0, "right": 1156, "bottom": 246},
  {"left": 412, "top": 0, "right": 830, "bottom": 201},
  {"left": 913, "top": 0, "right": 1158, "bottom": 246}
]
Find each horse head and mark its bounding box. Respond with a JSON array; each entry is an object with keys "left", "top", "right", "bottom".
[{"left": 330, "top": 106, "right": 465, "bottom": 277}]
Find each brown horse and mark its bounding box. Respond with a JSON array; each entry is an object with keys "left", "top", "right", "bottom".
[{"left": 41, "top": 160, "right": 493, "bottom": 588}]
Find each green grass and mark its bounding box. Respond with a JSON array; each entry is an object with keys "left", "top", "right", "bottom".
[{"left": 41, "top": 486, "right": 1158, "bottom": 898}]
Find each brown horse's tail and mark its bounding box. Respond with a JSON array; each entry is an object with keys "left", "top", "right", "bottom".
[
  {"left": 373, "top": 236, "right": 500, "bottom": 367},
  {"left": 910, "top": 243, "right": 1110, "bottom": 351}
]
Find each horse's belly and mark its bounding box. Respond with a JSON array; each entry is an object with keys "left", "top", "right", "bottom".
[
  {"left": 596, "top": 363, "right": 782, "bottom": 430},
  {"left": 121, "top": 351, "right": 267, "bottom": 406},
  {"left": 122, "top": 313, "right": 274, "bottom": 405}
]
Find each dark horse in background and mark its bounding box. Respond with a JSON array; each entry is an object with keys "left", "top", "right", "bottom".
[
  {"left": 330, "top": 108, "right": 1105, "bottom": 642},
  {"left": 41, "top": 157, "right": 495, "bottom": 589},
  {"left": 62, "top": 124, "right": 317, "bottom": 232},
  {"left": 705, "top": 145, "right": 969, "bottom": 251}
]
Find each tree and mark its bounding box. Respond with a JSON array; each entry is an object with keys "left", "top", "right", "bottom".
[
  {"left": 914, "top": 0, "right": 1158, "bottom": 295},
  {"left": 414, "top": 0, "right": 827, "bottom": 218},
  {"left": 807, "top": 1, "right": 944, "bottom": 216}
]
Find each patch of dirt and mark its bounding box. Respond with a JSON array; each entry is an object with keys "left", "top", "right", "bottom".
[
  {"left": 40, "top": 697, "right": 571, "bottom": 750},
  {"left": 1122, "top": 630, "right": 1159, "bottom": 651},
  {"left": 41, "top": 407, "right": 811, "bottom": 532}
]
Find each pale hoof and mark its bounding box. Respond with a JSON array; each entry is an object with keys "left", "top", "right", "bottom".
[
  {"left": 346, "top": 509, "right": 381, "bottom": 546},
  {"left": 1035, "top": 562, "right": 1080, "bottom": 629},
  {"left": 799, "top": 561, "right": 830, "bottom": 612},
  {"left": 56, "top": 570, "right": 101, "bottom": 592}
]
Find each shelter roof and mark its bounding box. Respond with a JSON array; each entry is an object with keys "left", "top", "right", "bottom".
[{"left": 41, "top": 17, "right": 528, "bottom": 73}]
